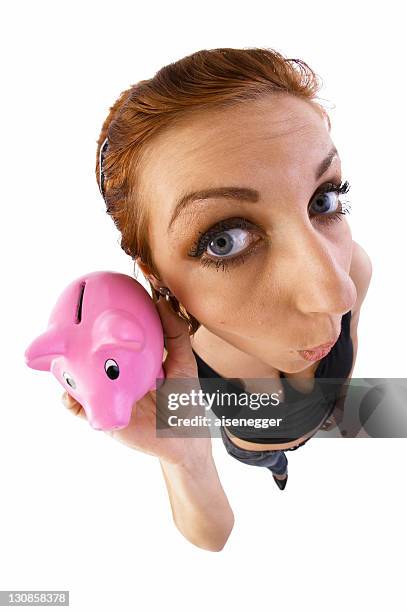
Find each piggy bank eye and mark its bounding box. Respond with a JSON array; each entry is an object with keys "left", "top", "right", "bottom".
[
  {"left": 62, "top": 371, "right": 76, "bottom": 389},
  {"left": 105, "top": 359, "right": 120, "bottom": 380}
]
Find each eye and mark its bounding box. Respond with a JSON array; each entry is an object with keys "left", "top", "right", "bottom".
[
  {"left": 206, "top": 227, "right": 252, "bottom": 258},
  {"left": 308, "top": 180, "right": 351, "bottom": 225},
  {"left": 104, "top": 358, "right": 120, "bottom": 380},
  {"left": 188, "top": 217, "right": 261, "bottom": 262},
  {"left": 62, "top": 371, "right": 76, "bottom": 389},
  {"left": 309, "top": 190, "right": 339, "bottom": 215}
]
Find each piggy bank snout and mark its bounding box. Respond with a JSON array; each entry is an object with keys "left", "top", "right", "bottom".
[
  {"left": 91, "top": 420, "right": 129, "bottom": 431},
  {"left": 85, "top": 402, "right": 132, "bottom": 431}
]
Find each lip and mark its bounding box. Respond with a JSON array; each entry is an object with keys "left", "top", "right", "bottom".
[
  {"left": 300, "top": 340, "right": 337, "bottom": 351},
  {"left": 297, "top": 339, "right": 337, "bottom": 362}
]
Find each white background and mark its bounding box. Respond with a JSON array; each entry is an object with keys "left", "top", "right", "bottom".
[{"left": 1, "top": 1, "right": 406, "bottom": 611}]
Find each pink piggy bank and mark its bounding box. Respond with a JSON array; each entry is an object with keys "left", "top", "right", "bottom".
[{"left": 24, "top": 271, "right": 166, "bottom": 431}]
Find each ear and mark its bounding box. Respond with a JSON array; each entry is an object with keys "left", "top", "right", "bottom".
[
  {"left": 135, "top": 257, "right": 161, "bottom": 292},
  {"left": 92, "top": 309, "right": 146, "bottom": 352}
]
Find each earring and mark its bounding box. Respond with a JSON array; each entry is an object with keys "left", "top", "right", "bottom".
[
  {"left": 158, "top": 286, "right": 174, "bottom": 302},
  {"left": 157, "top": 287, "right": 189, "bottom": 320}
]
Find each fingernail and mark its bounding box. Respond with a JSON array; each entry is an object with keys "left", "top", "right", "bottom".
[{"left": 62, "top": 393, "right": 72, "bottom": 408}]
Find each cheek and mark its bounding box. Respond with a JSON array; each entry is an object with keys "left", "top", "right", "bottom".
[
  {"left": 173, "top": 272, "right": 255, "bottom": 327},
  {"left": 185, "top": 285, "right": 244, "bottom": 325},
  {"left": 167, "top": 249, "right": 279, "bottom": 328}
]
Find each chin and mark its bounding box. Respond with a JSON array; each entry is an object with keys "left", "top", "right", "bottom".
[
  {"left": 282, "top": 364, "right": 303, "bottom": 374},
  {"left": 283, "top": 355, "right": 312, "bottom": 374}
]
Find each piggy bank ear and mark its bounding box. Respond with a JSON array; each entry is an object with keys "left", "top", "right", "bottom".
[
  {"left": 24, "top": 325, "right": 67, "bottom": 371},
  {"left": 92, "top": 309, "right": 146, "bottom": 351}
]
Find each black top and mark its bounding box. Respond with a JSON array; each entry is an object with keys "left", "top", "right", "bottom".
[{"left": 192, "top": 310, "right": 354, "bottom": 444}]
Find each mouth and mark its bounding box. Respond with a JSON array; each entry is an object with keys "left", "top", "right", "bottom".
[
  {"left": 297, "top": 338, "right": 338, "bottom": 362},
  {"left": 299, "top": 339, "right": 337, "bottom": 352}
]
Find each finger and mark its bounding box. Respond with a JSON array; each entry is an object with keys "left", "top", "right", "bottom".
[
  {"left": 155, "top": 296, "right": 198, "bottom": 378},
  {"left": 61, "top": 392, "right": 87, "bottom": 420}
]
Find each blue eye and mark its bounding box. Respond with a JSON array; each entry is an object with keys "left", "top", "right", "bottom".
[
  {"left": 206, "top": 227, "right": 252, "bottom": 258},
  {"left": 188, "top": 217, "right": 263, "bottom": 271},
  {"left": 310, "top": 190, "right": 339, "bottom": 215},
  {"left": 309, "top": 180, "right": 352, "bottom": 225}
]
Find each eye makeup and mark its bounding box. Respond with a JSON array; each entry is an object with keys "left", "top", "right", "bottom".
[{"left": 186, "top": 179, "right": 352, "bottom": 273}]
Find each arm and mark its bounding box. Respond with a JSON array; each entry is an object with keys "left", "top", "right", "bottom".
[
  {"left": 159, "top": 455, "right": 234, "bottom": 552},
  {"left": 321, "top": 241, "right": 372, "bottom": 429},
  {"left": 160, "top": 331, "right": 234, "bottom": 550}
]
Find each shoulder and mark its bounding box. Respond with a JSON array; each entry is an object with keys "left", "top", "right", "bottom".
[{"left": 349, "top": 240, "right": 373, "bottom": 332}]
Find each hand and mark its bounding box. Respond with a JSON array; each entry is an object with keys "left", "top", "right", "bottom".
[
  {"left": 62, "top": 296, "right": 211, "bottom": 469},
  {"left": 320, "top": 402, "right": 345, "bottom": 431},
  {"left": 320, "top": 418, "right": 336, "bottom": 432}
]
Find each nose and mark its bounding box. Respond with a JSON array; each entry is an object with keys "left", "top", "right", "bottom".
[{"left": 284, "top": 227, "right": 356, "bottom": 316}]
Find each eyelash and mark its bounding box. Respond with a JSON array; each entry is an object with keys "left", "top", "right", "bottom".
[{"left": 187, "top": 180, "right": 352, "bottom": 272}]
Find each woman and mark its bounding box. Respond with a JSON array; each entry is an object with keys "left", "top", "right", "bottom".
[{"left": 63, "top": 47, "right": 372, "bottom": 551}]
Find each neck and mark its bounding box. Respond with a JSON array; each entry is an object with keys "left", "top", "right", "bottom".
[{"left": 190, "top": 325, "right": 282, "bottom": 379}]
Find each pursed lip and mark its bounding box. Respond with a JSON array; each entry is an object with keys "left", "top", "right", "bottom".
[{"left": 299, "top": 337, "right": 339, "bottom": 351}]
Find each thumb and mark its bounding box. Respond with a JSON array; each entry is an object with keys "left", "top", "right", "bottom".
[
  {"left": 155, "top": 296, "right": 198, "bottom": 378},
  {"left": 61, "top": 391, "right": 87, "bottom": 420}
]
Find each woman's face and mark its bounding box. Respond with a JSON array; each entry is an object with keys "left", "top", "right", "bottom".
[{"left": 138, "top": 93, "right": 357, "bottom": 373}]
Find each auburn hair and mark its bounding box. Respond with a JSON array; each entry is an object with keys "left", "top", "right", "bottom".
[{"left": 95, "top": 47, "right": 330, "bottom": 334}]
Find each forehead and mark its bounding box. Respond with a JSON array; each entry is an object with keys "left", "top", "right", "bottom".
[{"left": 138, "top": 94, "right": 333, "bottom": 230}]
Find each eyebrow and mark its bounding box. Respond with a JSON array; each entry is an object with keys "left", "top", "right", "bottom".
[{"left": 167, "top": 145, "right": 339, "bottom": 232}]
